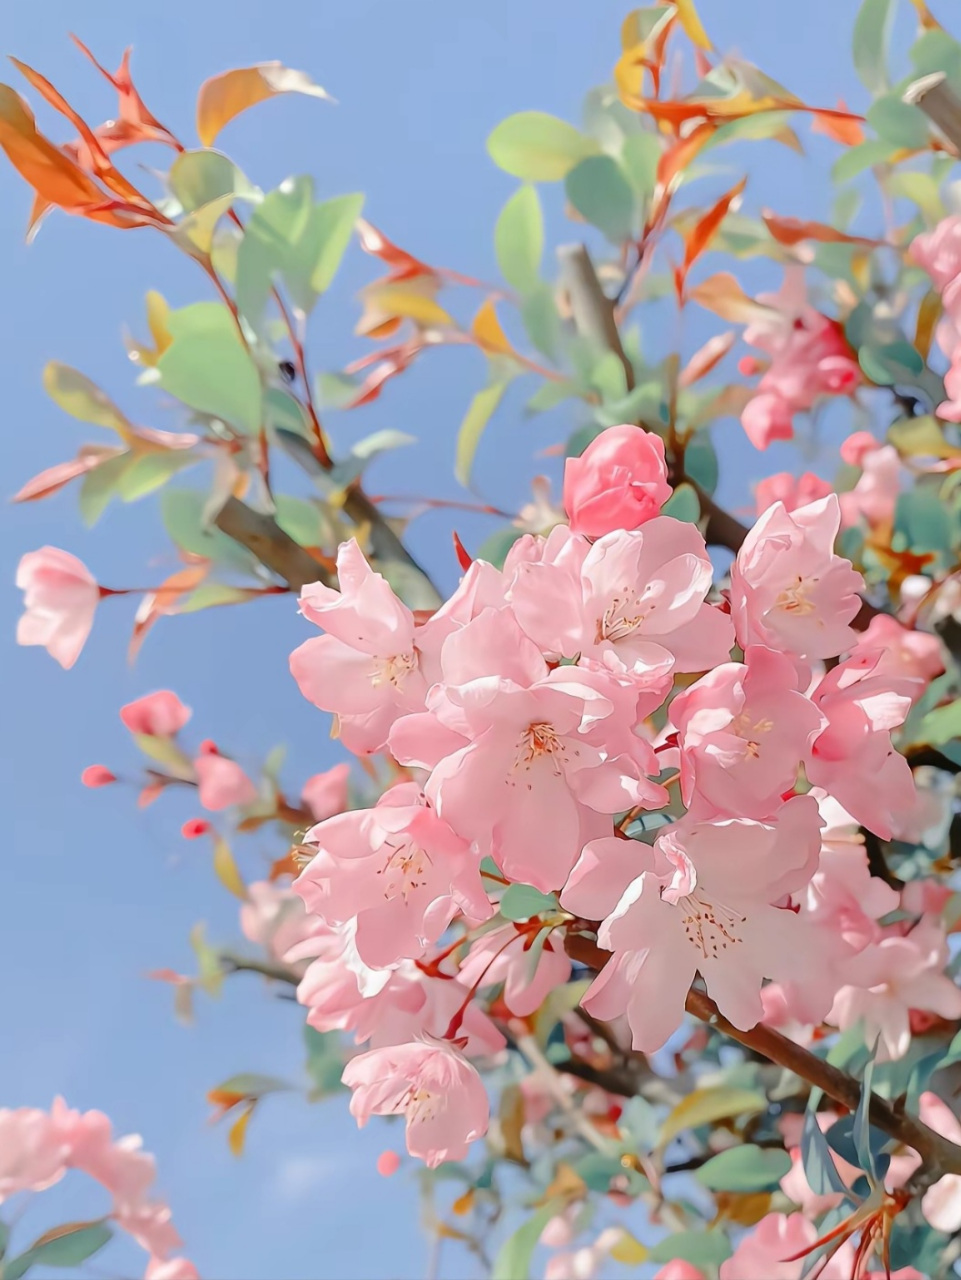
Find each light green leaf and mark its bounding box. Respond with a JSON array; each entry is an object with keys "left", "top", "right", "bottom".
[
  {"left": 157, "top": 303, "right": 262, "bottom": 434},
  {"left": 43, "top": 362, "right": 131, "bottom": 435},
  {"left": 492, "top": 1201, "right": 562, "bottom": 1280},
  {"left": 78, "top": 453, "right": 133, "bottom": 526},
  {"left": 648, "top": 1230, "right": 731, "bottom": 1269},
  {"left": 695, "top": 1144, "right": 792, "bottom": 1192},
  {"left": 858, "top": 339, "right": 924, "bottom": 386},
  {"left": 306, "top": 192, "right": 365, "bottom": 294},
  {"left": 4, "top": 1222, "right": 113, "bottom": 1280},
  {"left": 867, "top": 94, "right": 928, "bottom": 149},
  {"left": 853, "top": 0, "right": 896, "bottom": 94},
  {"left": 565, "top": 154, "right": 636, "bottom": 243},
  {"left": 521, "top": 285, "right": 562, "bottom": 360},
  {"left": 662, "top": 482, "right": 701, "bottom": 524},
  {"left": 487, "top": 112, "right": 599, "bottom": 182},
  {"left": 178, "top": 583, "right": 264, "bottom": 613},
  {"left": 456, "top": 382, "right": 508, "bottom": 487},
  {"left": 116, "top": 450, "right": 198, "bottom": 502},
  {"left": 495, "top": 185, "right": 543, "bottom": 294},
  {"left": 132, "top": 733, "right": 196, "bottom": 781},
  {"left": 918, "top": 700, "right": 961, "bottom": 747},
  {"left": 330, "top": 430, "right": 416, "bottom": 489},
  {"left": 477, "top": 527, "right": 523, "bottom": 568},
  {"left": 304, "top": 1025, "right": 345, "bottom": 1098},
  {"left": 910, "top": 29, "right": 961, "bottom": 97},
  {"left": 500, "top": 883, "right": 559, "bottom": 921},
  {"left": 660, "top": 1086, "right": 767, "bottom": 1145},
  {"left": 162, "top": 488, "right": 257, "bottom": 569},
  {"left": 885, "top": 171, "right": 943, "bottom": 224},
  {"left": 832, "top": 139, "right": 899, "bottom": 184},
  {"left": 273, "top": 496, "right": 324, "bottom": 546},
  {"left": 524, "top": 380, "right": 580, "bottom": 415},
  {"left": 216, "top": 1072, "right": 290, "bottom": 1097},
  {"left": 619, "top": 131, "right": 662, "bottom": 199},
  {"left": 168, "top": 149, "right": 260, "bottom": 213}
]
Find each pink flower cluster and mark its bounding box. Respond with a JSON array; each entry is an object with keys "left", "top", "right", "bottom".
[
  {"left": 911, "top": 215, "right": 961, "bottom": 420},
  {"left": 738, "top": 267, "right": 861, "bottom": 450},
  {"left": 278, "top": 425, "right": 947, "bottom": 1167},
  {"left": 0, "top": 1098, "right": 196, "bottom": 1278}
]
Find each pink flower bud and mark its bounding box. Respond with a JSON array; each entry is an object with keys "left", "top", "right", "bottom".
[
  {"left": 81, "top": 765, "right": 116, "bottom": 788},
  {"left": 562, "top": 425, "right": 671, "bottom": 538},
  {"left": 120, "top": 691, "right": 192, "bottom": 737},
  {"left": 181, "top": 819, "right": 211, "bottom": 839},
  {"left": 376, "top": 1150, "right": 401, "bottom": 1177}
]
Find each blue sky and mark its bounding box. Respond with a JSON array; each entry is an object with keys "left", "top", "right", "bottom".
[{"left": 0, "top": 1, "right": 900, "bottom": 1275}]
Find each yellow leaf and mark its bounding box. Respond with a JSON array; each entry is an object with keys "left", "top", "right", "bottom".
[
  {"left": 213, "top": 836, "right": 248, "bottom": 900},
  {"left": 228, "top": 1102, "right": 254, "bottom": 1157},
  {"left": 659, "top": 1086, "right": 766, "bottom": 1146},
  {"left": 712, "top": 1190, "right": 773, "bottom": 1227},
  {"left": 43, "top": 362, "right": 133, "bottom": 440},
  {"left": 196, "top": 64, "right": 332, "bottom": 148},
  {"left": 452, "top": 1188, "right": 476, "bottom": 1216},
  {"left": 688, "top": 272, "right": 773, "bottom": 326},
  {"left": 609, "top": 1232, "right": 648, "bottom": 1265},
  {"left": 471, "top": 297, "right": 520, "bottom": 359},
  {"left": 889, "top": 415, "right": 961, "bottom": 460},
  {"left": 915, "top": 287, "right": 942, "bottom": 362},
  {"left": 536, "top": 1161, "right": 587, "bottom": 1206},
  {"left": 169, "top": 194, "right": 236, "bottom": 257},
  {"left": 146, "top": 290, "right": 172, "bottom": 354},
  {"left": 455, "top": 381, "right": 508, "bottom": 488},
  {"left": 673, "top": 0, "right": 712, "bottom": 49},
  {"left": 356, "top": 277, "right": 452, "bottom": 337}
]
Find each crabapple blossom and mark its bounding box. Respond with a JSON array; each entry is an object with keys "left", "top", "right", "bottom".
[
  {"left": 193, "top": 751, "right": 258, "bottom": 812},
  {"left": 120, "top": 690, "right": 191, "bottom": 737},
  {"left": 293, "top": 783, "right": 492, "bottom": 967},
  {"left": 342, "top": 1038, "right": 489, "bottom": 1168},
  {"left": 729, "top": 496, "right": 863, "bottom": 659},
  {"left": 562, "top": 424, "right": 671, "bottom": 537},
  {"left": 848, "top": 612, "right": 944, "bottom": 688},
  {"left": 542, "top": 1227, "right": 629, "bottom": 1280},
  {"left": 838, "top": 440, "right": 901, "bottom": 531},
  {"left": 457, "top": 923, "right": 571, "bottom": 1016},
  {"left": 755, "top": 469, "right": 832, "bottom": 515},
  {"left": 16, "top": 546, "right": 99, "bottom": 669},
  {"left": 301, "top": 761, "right": 350, "bottom": 821},
  {"left": 719, "top": 1212, "right": 852, "bottom": 1280}
]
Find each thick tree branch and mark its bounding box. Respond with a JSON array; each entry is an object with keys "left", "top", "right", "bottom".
[
  {"left": 213, "top": 496, "right": 334, "bottom": 591},
  {"left": 559, "top": 244, "right": 636, "bottom": 393},
  {"left": 904, "top": 73, "right": 961, "bottom": 154},
  {"left": 565, "top": 931, "right": 961, "bottom": 1179}
]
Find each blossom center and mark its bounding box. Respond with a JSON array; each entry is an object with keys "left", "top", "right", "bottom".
[
  {"left": 731, "top": 712, "right": 774, "bottom": 759},
  {"left": 596, "top": 589, "right": 652, "bottom": 643},
  {"left": 775, "top": 576, "right": 817, "bottom": 615},
  {"left": 371, "top": 649, "right": 418, "bottom": 689},
  {"left": 676, "top": 890, "right": 745, "bottom": 959},
  {"left": 378, "top": 838, "right": 432, "bottom": 901},
  {"left": 511, "top": 722, "right": 567, "bottom": 783}
]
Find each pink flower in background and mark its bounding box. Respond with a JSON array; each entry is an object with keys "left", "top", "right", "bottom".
[
  {"left": 829, "top": 917, "right": 961, "bottom": 1060},
  {"left": 82, "top": 764, "right": 117, "bottom": 787},
  {"left": 301, "top": 762, "right": 350, "bottom": 821},
  {"left": 240, "top": 881, "right": 329, "bottom": 968},
  {"left": 194, "top": 752, "right": 257, "bottom": 811},
  {"left": 563, "top": 424, "right": 671, "bottom": 537},
  {"left": 910, "top": 215, "right": 961, "bottom": 317},
  {"left": 670, "top": 646, "right": 821, "bottom": 820},
  {"left": 838, "top": 441, "right": 900, "bottom": 530},
  {"left": 0, "top": 1106, "right": 70, "bottom": 1200},
  {"left": 755, "top": 470, "right": 832, "bottom": 516},
  {"left": 342, "top": 1039, "right": 490, "bottom": 1168},
  {"left": 290, "top": 540, "right": 428, "bottom": 755},
  {"left": 16, "top": 546, "right": 99, "bottom": 669},
  {"left": 120, "top": 691, "right": 192, "bottom": 737},
  {"left": 145, "top": 1260, "right": 199, "bottom": 1280},
  {"left": 917, "top": 1092, "right": 961, "bottom": 1232},
  {"left": 458, "top": 924, "right": 571, "bottom": 1016},
  {"left": 543, "top": 1227, "right": 630, "bottom": 1280},
  {"left": 806, "top": 652, "right": 916, "bottom": 839},
  {"left": 849, "top": 613, "right": 944, "bottom": 688},
  {"left": 739, "top": 268, "right": 860, "bottom": 450},
  {"left": 730, "top": 496, "right": 863, "bottom": 659},
  {"left": 294, "top": 785, "right": 492, "bottom": 968},
  {"left": 719, "top": 1212, "right": 848, "bottom": 1279},
  {"left": 654, "top": 1264, "right": 705, "bottom": 1280}
]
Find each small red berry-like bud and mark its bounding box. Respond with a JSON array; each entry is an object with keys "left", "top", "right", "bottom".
[
  {"left": 198, "top": 739, "right": 219, "bottom": 756},
  {"left": 376, "top": 1150, "right": 401, "bottom": 1177},
  {"left": 81, "top": 765, "right": 117, "bottom": 788},
  {"left": 181, "top": 818, "right": 211, "bottom": 839}
]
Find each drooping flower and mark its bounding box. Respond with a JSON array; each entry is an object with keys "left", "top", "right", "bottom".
[
  {"left": 120, "top": 691, "right": 192, "bottom": 737},
  {"left": 755, "top": 470, "right": 832, "bottom": 516},
  {"left": 0, "top": 1106, "right": 71, "bottom": 1200},
  {"left": 194, "top": 752, "right": 258, "bottom": 812},
  {"left": 730, "top": 496, "right": 864, "bottom": 659},
  {"left": 16, "top": 546, "right": 99, "bottom": 669},
  {"left": 342, "top": 1038, "right": 490, "bottom": 1167},
  {"left": 563, "top": 424, "right": 671, "bottom": 538}
]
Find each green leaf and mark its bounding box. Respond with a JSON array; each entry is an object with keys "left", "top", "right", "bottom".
[
  {"left": 495, "top": 185, "right": 543, "bottom": 294},
  {"left": 695, "top": 1144, "right": 792, "bottom": 1192},
  {"left": 895, "top": 489, "right": 954, "bottom": 553},
  {"left": 648, "top": 1229, "right": 731, "bottom": 1269},
  {"left": 867, "top": 94, "right": 929, "bottom": 149},
  {"left": 179, "top": 583, "right": 261, "bottom": 613},
  {"left": 492, "top": 1201, "right": 562, "bottom": 1280},
  {"left": 273, "top": 495, "right": 324, "bottom": 546},
  {"left": 132, "top": 733, "right": 196, "bottom": 781},
  {"left": 477, "top": 527, "right": 523, "bottom": 569},
  {"left": 500, "top": 883, "right": 559, "bottom": 921},
  {"left": 832, "top": 139, "right": 899, "bottom": 184},
  {"left": 910, "top": 29, "right": 961, "bottom": 97},
  {"left": 520, "top": 285, "right": 562, "bottom": 360},
  {"left": 78, "top": 453, "right": 131, "bottom": 526},
  {"left": 802, "top": 1090, "right": 851, "bottom": 1198},
  {"left": 456, "top": 382, "right": 508, "bottom": 487},
  {"left": 918, "top": 700, "right": 961, "bottom": 748},
  {"left": 4, "top": 1222, "right": 113, "bottom": 1280},
  {"left": 43, "top": 362, "right": 131, "bottom": 435},
  {"left": 706, "top": 110, "right": 800, "bottom": 151},
  {"left": 116, "top": 450, "right": 197, "bottom": 501},
  {"left": 157, "top": 302, "right": 262, "bottom": 434},
  {"left": 619, "top": 131, "right": 663, "bottom": 199},
  {"left": 304, "top": 1025, "right": 345, "bottom": 1098},
  {"left": 265, "top": 387, "right": 312, "bottom": 438},
  {"left": 305, "top": 192, "right": 365, "bottom": 294},
  {"left": 853, "top": 0, "right": 896, "bottom": 94},
  {"left": 853, "top": 1047, "right": 879, "bottom": 1178},
  {"left": 859, "top": 339, "right": 925, "bottom": 386},
  {"left": 162, "top": 488, "right": 256, "bottom": 570},
  {"left": 662, "top": 482, "right": 701, "bottom": 524},
  {"left": 168, "top": 149, "right": 259, "bottom": 213},
  {"left": 886, "top": 171, "right": 945, "bottom": 225},
  {"left": 487, "top": 112, "right": 599, "bottom": 182},
  {"left": 564, "top": 155, "right": 636, "bottom": 243},
  {"left": 525, "top": 380, "right": 580, "bottom": 415},
  {"left": 684, "top": 433, "right": 719, "bottom": 494},
  {"left": 660, "top": 1086, "right": 767, "bottom": 1145}
]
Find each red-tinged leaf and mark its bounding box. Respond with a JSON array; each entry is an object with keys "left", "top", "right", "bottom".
[
  {"left": 228, "top": 1103, "right": 254, "bottom": 1157},
  {"left": 761, "top": 210, "right": 882, "bottom": 248},
  {"left": 128, "top": 562, "right": 209, "bottom": 662},
  {"left": 207, "top": 1087, "right": 247, "bottom": 1117},
  {"left": 679, "top": 331, "right": 736, "bottom": 387},
  {"left": 656, "top": 121, "right": 716, "bottom": 195},
  {"left": 355, "top": 276, "right": 452, "bottom": 339},
  {"left": 681, "top": 177, "right": 746, "bottom": 286},
  {"left": 196, "top": 64, "right": 332, "bottom": 148},
  {"left": 355, "top": 219, "right": 433, "bottom": 283},
  {"left": 12, "top": 447, "right": 122, "bottom": 502},
  {"left": 146, "top": 967, "right": 190, "bottom": 985},
  {"left": 344, "top": 347, "right": 421, "bottom": 408},
  {"left": 69, "top": 38, "right": 175, "bottom": 146},
  {"left": 811, "top": 99, "right": 865, "bottom": 146},
  {"left": 0, "top": 85, "right": 107, "bottom": 212},
  {"left": 453, "top": 531, "right": 473, "bottom": 571},
  {"left": 138, "top": 779, "right": 167, "bottom": 808},
  {"left": 689, "top": 271, "right": 774, "bottom": 325}
]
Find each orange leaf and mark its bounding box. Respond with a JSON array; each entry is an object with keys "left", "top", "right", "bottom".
[
  {"left": 196, "top": 64, "right": 332, "bottom": 148},
  {"left": 129, "top": 562, "right": 209, "bottom": 661},
  {"left": 228, "top": 1103, "right": 255, "bottom": 1156},
  {"left": 811, "top": 99, "right": 865, "bottom": 147},
  {"left": 69, "top": 37, "right": 175, "bottom": 146},
  {"left": 470, "top": 297, "right": 519, "bottom": 359},
  {"left": 0, "top": 85, "right": 106, "bottom": 213},
  {"left": 761, "top": 210, "right": 881, "bottom": 248},
  {"left": 355, "top": 219, "right": 433, "bottom": 283},
  {"left": 915, "top": 287, "right": 942, "bottom": 362},
  {"left": 682, "top": 177, "right": 746, "bottom": 278},
  {"left": 908, "top": 0, "right": 942, "bottom": 30},
  {"left": 689, "top": 272, "right": 774, "bottom": 326},
  {"left": 656, "top": 120, "right": 716, "bottom": 195},
  {"left": 356, "top": 276, "right": 452, "bottom": 338},
  {"left": 672, "top": 0, "right": 712, "bottom": 50},
  {"left": 12, "top": 447, "right": 122, "bottom": 502},
  {"left": 679, "top": 332, "right": 736, "bottom": 387}
]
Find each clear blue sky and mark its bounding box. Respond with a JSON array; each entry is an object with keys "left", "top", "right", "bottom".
[{"left": 0, "top": 1, "right": 897, "bottom": 1275}]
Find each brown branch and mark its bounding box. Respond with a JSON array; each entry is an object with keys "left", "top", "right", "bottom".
[
  {"left": 213, "top": 496, "right": 334, "bottom": 591},
  {"left": 904, "top": 73, "right": 961, "bottom": 154},
  {"left": 559, "top": 244, "right": 636, "bottom": 393},
  {"left": 565, "top": 930, "right": 961, "bottom": 1179},
  {"left": 219, "top": 951, "right": 301, "bottom": 985}
]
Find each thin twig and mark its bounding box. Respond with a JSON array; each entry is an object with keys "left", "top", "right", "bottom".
[{"left": 219, "top": 951, "right": 301, "bottom": 985}]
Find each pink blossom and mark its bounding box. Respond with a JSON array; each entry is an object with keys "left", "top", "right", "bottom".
[
  {"left": 510, "top": 519, "right": 733, "bottom": 676},
  {"left": 719, "top": 1212, "right": 850, "bottom": 1279},
  {"left": 730, "top": 496, "right": 864, "bottom": 659},
  {"left": 194, "top": 753, "right": 257, "bottom": 812},
  {"left": 841, "top": 430, "right": 882, "bottom": 467},
  {"left": 829, "top": 916, "right": 961, "bottom": 1060},
  {"left": 301, "top": 762, "right": 350, "bottom": 821},
  {"left": 543, "top": 1228, "right": 629, "bottom": 1280},
  {"left": 654, "top": 1264, "right": 705, "bottom": 1280},
  {"left": 670, "top": 646, "right": 821, "bottom": 820},
  {"left": 838, "top": 443, "right": 900, "bottom": 530},
  {"left": 806, "top": 652, "right": 916, "bottom": 839},
  {"left": 82, "top": 764, "right": 117, "bottom": 787},
  {"left": 144, "top": 1260, "right": 199, "bottom": 1280},
  {"left": 917, "top": 1092, "right": 961, "bottom": 1232},
  {"left": 181, "top": 818, "right": 210, "bottom": 839},
  {"left": 910, "top": 215, "right": 961, "bottom": 317},
  {"left": 849, "top": 613, "right": 944, "bottom": 688},
  {"left": 755, "top": 471, "right": 832, "bottom": 516},
  {"left": 457, "top": 924, "right": 571, "bottom": 1016},
  {"left": 16, "top": 546, "right": 99, "bottom": 669},
  {"left": 342, "top": 1038, "right": 489, "bottom": 1167},
  {"left": 294, "top": 784, "right": 492, "bottom": 967},
  {"left": 562, "top": 424, "right": 671, "bottom": 537},
  {"left": 0, "top": 1106, "right": 70, "bottom": 1200},
  {"left": 568, "top": 798, "right": 825, "bottom": 1051},
  {"left": 240, "top": 881, "right": 328, "bottom": 968},
  {"left": 421, "top": 608, "right": 666, "bottom": 892},
  {"left": 120, "top": 691, "right": 192, "bottom": 737},
  {"left": 290, "top": 540, "right": 428, "bottom": 755}
]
